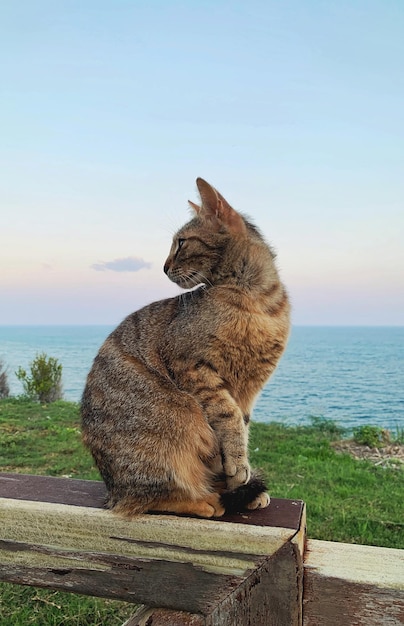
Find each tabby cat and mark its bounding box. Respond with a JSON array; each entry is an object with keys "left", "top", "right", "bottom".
[{"left": 81, "top": 178, "right": 290, "bottom": 518}]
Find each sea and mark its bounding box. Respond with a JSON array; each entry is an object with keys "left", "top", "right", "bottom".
[{"left": 0, "top": 325, "right": 403, "bottom": 432}]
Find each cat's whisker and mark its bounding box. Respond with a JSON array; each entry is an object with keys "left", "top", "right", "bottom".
[
  {"left": 188, "top": 269, "right": 212, "bottom": 288},
  {"left": 192, "top": 270, "right": 209, "bottom": 283}
]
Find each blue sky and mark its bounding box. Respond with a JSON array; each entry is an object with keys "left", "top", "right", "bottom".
[{"left": 1, "top": 0, "right": 403, "bottom": 325}]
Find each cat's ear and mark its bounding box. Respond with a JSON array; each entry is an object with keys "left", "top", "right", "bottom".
[
  {"left": 188, "top": 200, "right": 202, "bottom": 214},
  {"left": 196, "top": 178, "right": 247, "bottom": 235}
]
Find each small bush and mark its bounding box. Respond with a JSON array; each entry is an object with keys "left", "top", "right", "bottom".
[
  {"left": 16, "top": 353, "right": 63, "bottom": 403},
  {"left": 352, "top": 425, "right": 386, "bottom": 448},
  {"left": 0, "top": 359, "right": 10, "bottom": 398}
]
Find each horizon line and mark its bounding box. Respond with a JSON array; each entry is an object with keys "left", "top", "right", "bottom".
[{"left": 0, "top": 323, "right": 403, "bottom": 329}]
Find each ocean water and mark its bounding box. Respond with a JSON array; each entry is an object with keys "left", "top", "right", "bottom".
[{"left": 0, "top": 325, "right": 403, "bottom": 431}]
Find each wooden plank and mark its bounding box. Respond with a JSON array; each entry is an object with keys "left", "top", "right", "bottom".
[
  {"left": 303, "top": 539, "right": 404, "bottom": 626},
  {"left": 0, "top": 473, "right": 107, "bottom": 508},
  {"left": 121, "top": 542, "right": 304, "bottom": 626},
  {"left": 0, "top": 474, "right": 306, "bottom": 618},
  {"left": 123, "top": 544, "right": 303, "bottom": 626},
  {"left": 206, "top": 540, "right": 304, "bottom": 626},
  {"left": 0, "top": 473, "right": 304, "bottom": 529},
  {"left": 122, "top": 503, "right": 307, "bottom": 625}
]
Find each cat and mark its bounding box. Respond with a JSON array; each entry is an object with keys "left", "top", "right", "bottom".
[{"left": 81, "top": 178, "right": 290, "bottom": 518}]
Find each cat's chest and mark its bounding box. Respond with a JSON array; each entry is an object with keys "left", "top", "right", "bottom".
[
  {"left": 215, "top": 310, "right": 281, "bottom": 365},
  {"left": 163, "top": 292, "right": 288, "bottom": 392},
  {"left": 206, "top": 309, "right": 285, "bottom": 407}
]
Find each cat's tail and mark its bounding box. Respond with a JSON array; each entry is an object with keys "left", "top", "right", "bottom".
[{"left": 219, "top": 470, "right": 270, "bottom": 514}]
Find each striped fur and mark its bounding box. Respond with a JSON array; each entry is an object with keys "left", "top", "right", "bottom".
[{"left": 81, "top": 178, "right": 290, "bottom": 518}]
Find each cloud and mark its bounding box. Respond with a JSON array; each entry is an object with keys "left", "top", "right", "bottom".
[{"left": 91, "top": 257, "right": 152, "bottom": 273}]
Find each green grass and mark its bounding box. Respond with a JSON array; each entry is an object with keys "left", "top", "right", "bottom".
[
  {"left": 0, "top": 399, "right": 403, "bottom": 624},
  {"left": 0, "top": 585, "right": 132, "bottom": 626},
  {"left": 0, "top": 398, "right": 97, "bottom": 478},
  {"left": 249, "top": 421, "right": 403, "bottom": 548}
]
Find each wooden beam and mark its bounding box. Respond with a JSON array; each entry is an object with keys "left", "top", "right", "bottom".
[
  {"left": 123, "top": 536, "right": 305, "bottom": 626},
  {"left": 303, "top": 539, "right": 404, "bottom": 625},
  {"left": 0, "top": 473, "right": 305, "bottom": 624}
]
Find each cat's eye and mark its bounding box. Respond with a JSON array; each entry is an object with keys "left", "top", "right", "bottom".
[{"left": 177, "top": 238, "right": 185, "bottom": 250}]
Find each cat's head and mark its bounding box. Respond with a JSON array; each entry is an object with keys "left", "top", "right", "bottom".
[{"left": 164, "top": 178, "right": 271, "bottom": 290}]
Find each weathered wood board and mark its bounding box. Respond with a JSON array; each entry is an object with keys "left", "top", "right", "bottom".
[
  {"left": 0, "top": 473, "right": 306, "bottom": 624},
  {"left": 304, "top": 538, "right": 404, "bottom": 626}
]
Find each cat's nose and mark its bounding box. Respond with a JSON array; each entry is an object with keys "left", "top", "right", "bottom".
[{"left": 163, "top": 262, "right": 169, "bottom": 275}]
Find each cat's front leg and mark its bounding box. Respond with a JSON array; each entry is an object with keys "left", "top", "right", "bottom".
[
  {"left": 218, "top": 425, "right": 251, "bottom": 491},
  {"left": 202, "top": 396, "right": 251, "bottom": 490}
]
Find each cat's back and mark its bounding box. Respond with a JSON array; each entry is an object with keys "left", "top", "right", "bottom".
[{"left": 81, "top": 295, "right": 183, "bottom": 421}]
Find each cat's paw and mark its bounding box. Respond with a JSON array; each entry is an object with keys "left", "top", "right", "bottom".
[
  {"left": 225, "top": 458, "right": 251, "bottom": 491},
  {"left": 219, "top": 474, "right": 269, "bottom": 514},
  {"left": 205, "top": 492, "right": 226, "bottom": 517},
  {"left": 246, "top": 491, "right": 270, "bottom": 510},
  {"left": 190, "top": 493, "right": 225, "bottom": 518},
  {"left": 149, "top": 493, "right": 225, "bottom": 518}
]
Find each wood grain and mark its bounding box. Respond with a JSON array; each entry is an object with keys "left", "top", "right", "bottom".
[{"left": 303, "top": 539, "right": 404, "bottom": 625}]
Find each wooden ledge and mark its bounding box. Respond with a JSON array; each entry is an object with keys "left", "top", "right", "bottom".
[
  {"left": 0, "top": 472, "right": 304, "bottom": 529},
  {"left": 1, "top": 474, "right": 404, "bottom": 625},
  {"left": 0, "top": 473, "right": 306, "bottom": 623}
]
